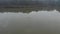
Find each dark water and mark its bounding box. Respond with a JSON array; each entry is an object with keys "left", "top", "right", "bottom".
[{"left": 0, "top": 10, "right": 60, "bottom": 34}]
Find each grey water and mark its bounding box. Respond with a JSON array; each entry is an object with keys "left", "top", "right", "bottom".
[{"left": 0, "top": 10, "right": 60, "bottom": 34}]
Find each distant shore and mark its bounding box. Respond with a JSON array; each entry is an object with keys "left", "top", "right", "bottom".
[
  {"left": 0, "top": 4, "right": 58, "bottom": 8},
  {"left": 0, "top": 5, "right": 60, "bottom": 13}
]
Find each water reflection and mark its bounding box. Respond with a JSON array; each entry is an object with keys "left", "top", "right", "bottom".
[{"left": 0, "top": 10, "right": 60, "bottom": 34}]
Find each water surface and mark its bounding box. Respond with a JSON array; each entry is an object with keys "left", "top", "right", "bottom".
[{"left": 0, "top": 10, "right": 60, "bottom": 34}]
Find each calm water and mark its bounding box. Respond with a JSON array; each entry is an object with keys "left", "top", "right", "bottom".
[{"left": 0, "top": 10, "right": 60, "bottom": 34}]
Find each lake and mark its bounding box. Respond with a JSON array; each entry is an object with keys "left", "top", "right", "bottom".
[{"left": 0, "top": 9, "right": 60, "bottom": 34}]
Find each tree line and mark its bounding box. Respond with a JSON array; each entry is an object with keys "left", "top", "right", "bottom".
[{"left": 0, "top": 0, "right": 60, "bottom": 7}]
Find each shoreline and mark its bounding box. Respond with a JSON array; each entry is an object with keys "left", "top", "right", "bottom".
[{"left": 0, "top": 6, "right": 60, "bottom": 13}]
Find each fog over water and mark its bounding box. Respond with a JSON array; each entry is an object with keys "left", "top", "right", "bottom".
[
  {"left": 0, "top": 0, "right": 60, "bottom": 34},
  {"left": 0, "top": 10, "right": 60, "bottom": 34}
]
